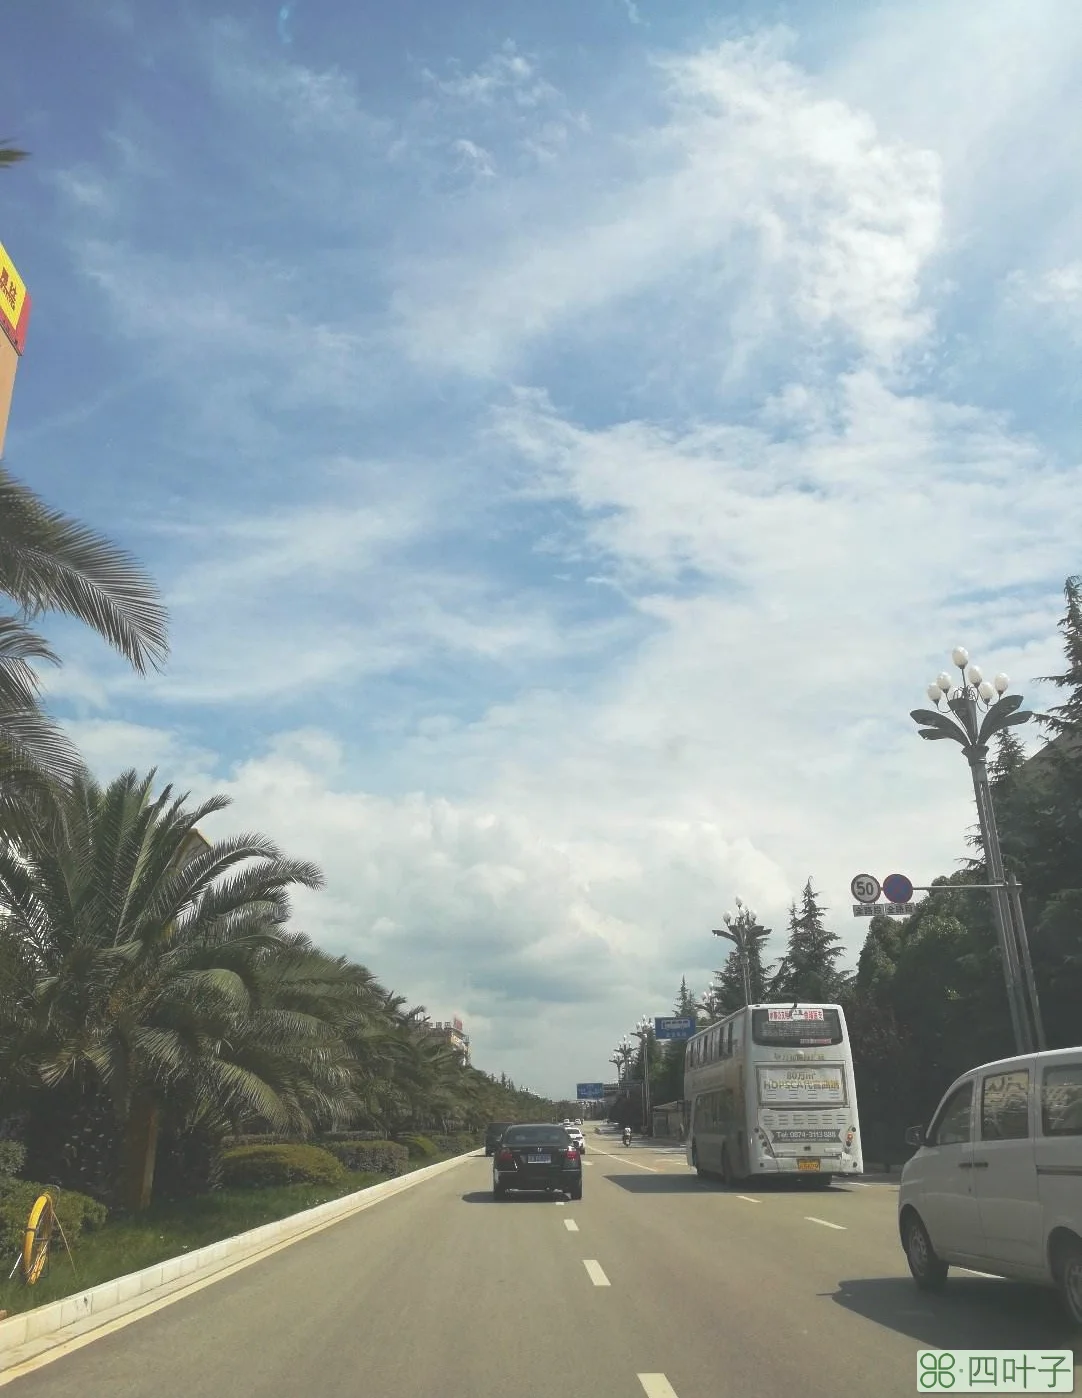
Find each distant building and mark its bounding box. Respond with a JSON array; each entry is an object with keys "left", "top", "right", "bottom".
[{"left": 426, "top": 1015, "right": 470, "bottom": 1065}]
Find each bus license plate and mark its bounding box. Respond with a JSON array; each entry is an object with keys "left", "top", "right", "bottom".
[{"left": 797, "top": 1159, "right": 821, "bottom": 1172}]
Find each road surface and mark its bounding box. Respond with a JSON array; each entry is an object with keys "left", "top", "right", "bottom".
[{"left": 3, "top": 1139, "right": 1078, "bottom": 1397}]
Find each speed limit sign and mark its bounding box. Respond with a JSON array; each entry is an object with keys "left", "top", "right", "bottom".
[{"left": 850, "top": 873, "right": 881, "bottom": 905}]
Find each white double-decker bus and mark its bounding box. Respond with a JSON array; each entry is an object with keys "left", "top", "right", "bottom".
[{"left": 683, "top": 1003, "right": 862, "bottom": 1188}]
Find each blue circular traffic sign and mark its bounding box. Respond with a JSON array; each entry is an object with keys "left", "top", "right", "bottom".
[{"left": 882, "top": 873, "right": 914, "bottom": 904}]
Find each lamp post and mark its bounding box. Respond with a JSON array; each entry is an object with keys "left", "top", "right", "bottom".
[
  {"left": 910, "top": 649, "right": 1046, "bottom": 1055},
  {"left": 712, "top": 897, "right": 770, "bottom": 1007},
  {"left": 631, "top": 1018, "right": 652, "bottom": 1136}
]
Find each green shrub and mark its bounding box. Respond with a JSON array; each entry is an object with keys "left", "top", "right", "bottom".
[
  {"left": 454, "top": 1132, "right": 481, "bottom": 1152},
  {"left": 220, "top": 1144, "right": 346, "bottom": 1190},
  {"left": 0, "top": 1179, "right": 108, "bottom": 1257},
  {"left": 398, "top": 1134, "right": 439, "bottom": 1160},
  {"left": 0, "top": 1140, "right": 26, "bottom": 1178},
  {"left": 324, "top": 1140, "right": 409, "bottom": 1176}
]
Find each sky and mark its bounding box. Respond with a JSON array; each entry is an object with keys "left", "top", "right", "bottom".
[{"left": 6, "top": 0, "right": 1082, "bottom": 1098}]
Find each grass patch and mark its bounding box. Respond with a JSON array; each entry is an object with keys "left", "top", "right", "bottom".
[{"left": 0, "top": 1151, "right": 466, "bottom": 1318}]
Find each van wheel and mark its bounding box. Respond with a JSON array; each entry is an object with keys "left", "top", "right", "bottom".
[
  {"left": 904, "top": 1213, "right": 948, "bottom": 1291},
  {"left": 1054, "top": 1236, "right": 1082, "bottom": 1328}
]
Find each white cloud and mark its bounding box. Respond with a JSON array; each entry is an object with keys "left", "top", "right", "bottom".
[
  {"left": 392, "top": 32, "right": 941, "bottom": 379},
  {"left": 424, "top": 42, "right": 559, "bottom": 109},
  {"left": 450, "top": 138, "right": 496, "bottom": 180},
  {"left": 31, "top": 6, "right": 1082, "bottom": 1095}
]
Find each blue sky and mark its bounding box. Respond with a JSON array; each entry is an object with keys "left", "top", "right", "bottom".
[{"left": 7, "top": 0, "right": 1082, "bottom": 1096}]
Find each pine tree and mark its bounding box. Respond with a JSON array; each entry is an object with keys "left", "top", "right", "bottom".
[
  {"left": 771, "top": 878, "right": 844, "bottom": 1002},
  {"left": 1037, "top": 575, "right": 1082, "bottom": 742},
  {"left": 673, "top": 976, "right": 697, "bottom": 1018},
  {"left": 989, "top": 726, "right": 1027, "bottom": 788}
]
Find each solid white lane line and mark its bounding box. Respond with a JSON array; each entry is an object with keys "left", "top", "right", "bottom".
[
  {"left": 638, "top": 1376, "right": 680, "bottom": 1398},
  {"left": 958, "top": 1267, "right": 1001, "bottom": 1279},
  {"left": 737, "top": 1194, "right": 761, "bottom": 1203},
  {"left": 583, "top": 1259, "right": 611, "bottom": 1287},
  {"left": 564, "top": 1219, "right": 579, "bottom": 1232},
  {"left": 555, "top": 1199, "right": 566, "bottom": 1205},
  {"left": 805, "top": 1216, "right": 846, "bottom": 1230}
]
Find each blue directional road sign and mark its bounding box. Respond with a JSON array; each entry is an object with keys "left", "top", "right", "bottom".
[
  {"left": 654, "top": 1016, "right": 696, "bottom": 1041},
  {"left": 576, "top": 1082, "right": 606, "bottom": 1101},
  {"left": 882, "top": 873, "right": 914, "bottom": 904}
]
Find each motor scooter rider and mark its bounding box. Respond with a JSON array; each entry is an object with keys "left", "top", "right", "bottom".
[{"left": 622, "top": 1125, "right": 632, "bottom": 1146}]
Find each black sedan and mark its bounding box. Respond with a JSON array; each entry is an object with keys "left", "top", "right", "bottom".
[{"left": 492, "top": 1124, "right": 582, "bottom": 1200}]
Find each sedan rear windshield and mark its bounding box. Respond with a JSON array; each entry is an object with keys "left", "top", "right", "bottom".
[{"left": 502, "top": 1126, "right": 571, "bottom": 1145}]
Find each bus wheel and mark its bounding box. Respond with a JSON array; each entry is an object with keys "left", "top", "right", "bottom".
[{"left": 692, "top": 1144, "right": 708, "bottom": 1181}]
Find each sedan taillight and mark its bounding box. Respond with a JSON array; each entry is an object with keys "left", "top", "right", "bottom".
[
  {"left": 496, "top": 1148, "right": 515, "bottom": 1166},
  {"left": 565, "top": 1147, "right": 579, "bottom": 1161}
]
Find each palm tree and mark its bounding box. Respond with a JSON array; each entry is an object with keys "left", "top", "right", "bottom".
[
  {"left": 0, "top": 468, "right": 169, "bottom": 818},
  {"left": 0, "top": 141, "right": 28, "bottom": 172},
  {"left": 0, "top": 766, "right": 332, "bottom": 1211}
]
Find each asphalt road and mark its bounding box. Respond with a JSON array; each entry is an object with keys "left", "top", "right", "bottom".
[{"left": 4, "top": 1136, "right": 1079, "bottom": 1398}]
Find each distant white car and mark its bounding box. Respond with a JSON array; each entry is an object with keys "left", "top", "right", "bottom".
[{"left": 567, "top": 1126, "right": 586, "bottom": 1154}]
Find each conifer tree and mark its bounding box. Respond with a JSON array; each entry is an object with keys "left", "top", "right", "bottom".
[
  {"left": 771, "top": 879, "right": 844, "bottom": 1002},
  {"left": 673, "top": 975, "right": 697, "bottom": 1018},
  {"left": 1037, "top": 575, "right": 1082, "bottom": 741}
]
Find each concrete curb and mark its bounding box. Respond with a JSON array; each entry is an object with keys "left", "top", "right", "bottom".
[{"left": 0, "top": 1149, "right": 481, "bottom": 1374}]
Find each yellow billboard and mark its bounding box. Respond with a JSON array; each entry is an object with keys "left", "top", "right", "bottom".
[{"left": 0, "top": 240, "right": 30, "bottom": 354}]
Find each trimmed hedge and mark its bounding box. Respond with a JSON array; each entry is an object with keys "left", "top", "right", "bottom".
[
  {"left": 0, "top": 1179, "right": 108, "bottom": 1257},
  {"left": 220, "top": 1144, "right": 346, "bottom": 1190},
  {"left": 221, "top": 1131, "right": 385, "bottom": 1149},
  {"left": 323, "top": 1140, "right": 409, "bottom": 1176},
  {"left": 431, "top": 1134, "right": 479, "bottom": 1155},
  {"left": 0, "top": 1140, "right": 27, "bottom": 1178},
  {"left": 397, "top": 1134, "right": 439, "bottom": 1160}
]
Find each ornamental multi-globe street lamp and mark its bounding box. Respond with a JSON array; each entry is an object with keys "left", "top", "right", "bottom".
[
  {"left": 910, "top": 648, "right": 1046, "bottom": 1054},
  {"left": 712, "top": 897, "right": 770, "bottom": 1008},
  {"left": 630, "top": 1017, "right": 653, "bottom": 1136}
]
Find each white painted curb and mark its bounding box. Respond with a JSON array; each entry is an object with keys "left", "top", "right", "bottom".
[{"left": 0, "top": 1149, "right": 481, "bottom": 1372}]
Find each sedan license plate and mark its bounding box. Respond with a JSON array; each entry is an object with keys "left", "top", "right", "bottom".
[
  {"left": 527, "top": 1153, "right": 551, "bottom": 1165},
  {"left": 797, "top": 1158, "right": 821, "bottom": 1172}
]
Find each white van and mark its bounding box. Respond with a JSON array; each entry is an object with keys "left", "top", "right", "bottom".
[{"left": 898, "top": 1046, "right": 1082, "bottom": 1327}]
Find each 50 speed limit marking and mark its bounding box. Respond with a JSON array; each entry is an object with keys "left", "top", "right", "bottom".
[{"left": 850, "top": 873, "right": 881, "bottom": 905}]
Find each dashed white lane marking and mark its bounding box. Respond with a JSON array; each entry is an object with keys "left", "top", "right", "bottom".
[
  {"left": 555, "top": 1199, "right": 566, "bottom": 1205},
  {"left": 591, "top": 1149, "right": 657, "bottom": 1173},
  {"left": 638, "top": 1375, "right": 680, "bottom": 1398},
  {"left": 737, "top": 1194, "right": 761, "bottom": 1203},
  {"left": 805, "top": 1216, "right": 846, "bottom": 1230},
  {"left": 958, "top": 1267, "right": 1001, "bottom": 1279},
  {"left": 583, "top": 1259, "right": 611, "bottom": 1287},
  {"left": 564, "top": 1219, "right": 579, "bottom": 1232}
]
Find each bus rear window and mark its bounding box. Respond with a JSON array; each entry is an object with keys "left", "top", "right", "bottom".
[{"left": 752, "top": 1009, "right": 843, "bottom": 1046}]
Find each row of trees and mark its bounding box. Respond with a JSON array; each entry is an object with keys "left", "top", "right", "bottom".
[
  {"left": 641, "top": 578, "right": 1082, "bottom": 1156},
  {"left": 0, "top": 465, "right": 556, "bottom": 1214}
]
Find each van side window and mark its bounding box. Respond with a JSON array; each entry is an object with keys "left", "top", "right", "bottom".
[
  {"left": 1041, "top": 1063, "right": 1082, "bottom": 1138},
  {"left": 981, "top": 1069, "right": 1030, "bottom": 1141},
  {"left": 928, "top": 1081, "right": 973, "bottom": 1146}
]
